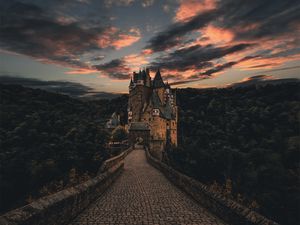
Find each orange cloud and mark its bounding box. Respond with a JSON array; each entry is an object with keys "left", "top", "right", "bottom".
[
  {"left": 97, "top": 27, "right": 140, "bottom": 50},
  {"left": 161, "top": 68, "right": 200, "bottom": 80},
  {"left": 112, "top": 34, "right": 140, "bottom": 49},
  {"left": 97, "top": 27, "right": 118, "bottom": 48},
  {"left": 237, "top": 54, "right": 300, "bottom": 70},
  {"left": 197, "top": 25, "right": 235, "bottom": 45},
  {"left": 175, "top": 0, "right": 217, "bottom": 22},
  {"left": 141, "top": 48, "right": 153, "bottom": 55},
  {"left": 223, "top": 35, "right": 300, "bottom": 70},
  {"left": 124, "top": 53, "right": 149, "bottom": 71},
  {"left": 65, "top": 68, "right": 98, "bottom": 74}
]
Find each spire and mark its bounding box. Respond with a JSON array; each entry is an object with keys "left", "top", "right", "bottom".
[
  {"left": 129, "top": 77, "right": 135, "bottom": 90},
  {"left": 153, "top": 69, "right": 165, "bottom": 88},
  {"left": 145, "top": 68, "right": 151, "bottom": 87},
  {"left": 133, "top": 72, "right": 138, "bottom": 82},
  {"left": 146, "top": 68, "right": 150, "bottom": 76},
  {"left": 137, "top": 69, "right": 143, "bottom": 80},
  {"left": 129, "top": 77, "right": 134, "bottom": 86},
  {"left": 142, "top": 69, "right": 147, "bottom": 80},
  {"left": 165, "top": 81, "right": 170, "bottom": 89}
]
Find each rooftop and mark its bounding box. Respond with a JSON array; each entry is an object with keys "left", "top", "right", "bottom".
[{"left": 128, "top": 122, "right": 150, "bottom": 131}]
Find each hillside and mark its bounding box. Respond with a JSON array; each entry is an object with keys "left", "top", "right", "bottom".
[
  {"left": 166, "top": 82, "right": 300, "bottom": 225},
  {"left": 1, "top": 81, "right": 299, "bottom": 225},
  {"left": 0, "top": 84, "right": 127, "bottom": 213}
]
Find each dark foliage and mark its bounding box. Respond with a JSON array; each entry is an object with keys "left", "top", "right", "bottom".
[
  {"left": 0, "top": 84, "right": 127, "bottom": 213},
  {"left": 167, "top": 83, "right": 300, "bottom": 225}
]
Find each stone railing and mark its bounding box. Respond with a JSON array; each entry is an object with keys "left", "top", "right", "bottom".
[
  {"left": 0, "top": 147, "right": 132, "bottom": 225},
  {"left": 98, "top": 147, "right": 133, "bottom": 173},
  {"left": 145, "top": 147, "right": 280, "bottom": 225}
]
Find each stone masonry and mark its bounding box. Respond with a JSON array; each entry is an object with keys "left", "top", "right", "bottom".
[{"left": 69, "top": 147, "right": 226, "bottom": 225}]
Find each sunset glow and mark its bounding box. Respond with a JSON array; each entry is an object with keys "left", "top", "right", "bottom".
[{"left": 0, "top": 0, "right": 299, "bottom": 93}]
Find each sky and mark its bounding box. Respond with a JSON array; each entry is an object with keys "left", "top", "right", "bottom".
[{"left": 0, "top": 0, "right": 299, "bottom": 94}]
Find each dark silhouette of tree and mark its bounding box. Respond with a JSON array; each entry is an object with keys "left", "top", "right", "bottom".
[
  {"left": 0, "top": 84, "right": 128, "bottom": 213},
  {"left": 111, "top": 126, "right": 128, "bottom": 142},
  {"left": 166, "top": 82, "right": 300, "bottom": 225}
]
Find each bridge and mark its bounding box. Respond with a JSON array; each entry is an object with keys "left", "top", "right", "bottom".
[
  {"left": 69, "top": 146, "right": 225, "bottom": 225},
  {"left": 0, "top": 145, "right": 279, "bottom": 225}
]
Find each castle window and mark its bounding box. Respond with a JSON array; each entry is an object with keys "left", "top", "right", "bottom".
[
  {"left": 152, "top": 109, "right": 160, "bottom": 116},
  {"left": 137, "top": 80, "right": 144, "bottom": 85}
]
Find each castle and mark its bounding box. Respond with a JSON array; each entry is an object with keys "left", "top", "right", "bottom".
[{"left": 127, "top": 69, "right": 178, "bottom": 153}]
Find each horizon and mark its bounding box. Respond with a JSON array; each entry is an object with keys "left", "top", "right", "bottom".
[{"left": 0, "top": 0, "right": 300, "bottom": 93}]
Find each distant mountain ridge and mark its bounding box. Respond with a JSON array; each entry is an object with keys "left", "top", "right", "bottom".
[
  {"left": 228, "top": 76, "right": 299, "bottom": 88},
  {"left": 0, "top": 75, "right": 121, "bottom": 99}
]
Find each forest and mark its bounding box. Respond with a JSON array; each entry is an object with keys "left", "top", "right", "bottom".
[
  {"left": 0, "top": 84, "right": 127, "bottom": 213},
  {"left": 1, "top": 81, "right": 299, "bottom": 225},
  {"left": 166, "top": 82, "right": 300, "bottom": 225}
]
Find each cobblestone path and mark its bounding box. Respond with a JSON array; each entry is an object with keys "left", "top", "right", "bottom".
[{"left": 69, "top": 147, "right": 226, "bottom": 225}]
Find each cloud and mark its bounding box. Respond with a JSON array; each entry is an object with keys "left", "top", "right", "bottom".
[
  {"left": 143, "top": 0, "right": 300, "bottom": 83},
  {"left": 243, "top": 75, "right": 273, "bottom": 82},
  {"left": 252, "top": 65, "right": 300, "bottom": 74},
  {"left": 151, "top": 43, "right": 253, "bottom": 71},
  {"left": 0, "top": 1, "right": 106, "bottom": 69},
  {"left": 196, "top": 55, "right": 259, "bottom": 77},
  {"left": 0, "top": 1, "right": 141, "bottom": 76},
  {"left": 111, "top": 28, "right": 141, "bottom": 49},
  {"left": 65, "top": 68, "right": 99, "bottom": 74},
  {"left": 94, "top": 51, "right": 149, "bottom": 80},
  {"left": 94, "top": 59, "right": 131, "bottom": 80},
  {"left": 166, "top": 56, "right": 259, "bottom": 85},
  {"left": 104, "top": 0, "right": 135, "bottom": 7},
  {"left": 175, "top": 0, "right": 217, "bottom": 22},
  {"left": 218, "top": 0, "right": 300, "bottom": 40},
  {"left": 1, "top": 0, "right": 299, "bottom": 86},
  {"left": 97, "top": 27, "right": 141, "bottom": 50},
  {"left": 145, "top": 10, "right": 217, "bottom": 52},
  {"left": 197, "top": 25, "right": 235, "bottom": 45},
  {"left": 146, "top": 0, "right": 300, "bottom": 53},
  {"left": 142, "top": 0, "right": 155, "bottom": 8}
]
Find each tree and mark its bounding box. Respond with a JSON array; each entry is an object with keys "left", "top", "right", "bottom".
[{"left": 111, "top": 126, "right": 128, "bottom": 142}]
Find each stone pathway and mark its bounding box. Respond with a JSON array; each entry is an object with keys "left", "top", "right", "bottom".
[{"left": 69, "top": 147, "right": 226, "bottom": 225}]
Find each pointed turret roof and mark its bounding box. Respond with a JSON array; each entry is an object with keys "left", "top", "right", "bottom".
[
  {"left": 142, "top": 69, "right": 147, "bottom": 81},
  {"left": 151, "top": 91, "right": 162, "bottom": 108},
  {"left": 129, "top": 77, "right": 134, "bottom": 86},
  {"left": 153, "top": 69, "right": 165, "bottom": 88},
  {"left": 133, "top": 72, "right": 138, "bottom": 82},
  {"left": 165, "top": 82, "right": 170, "bottom": 89}
]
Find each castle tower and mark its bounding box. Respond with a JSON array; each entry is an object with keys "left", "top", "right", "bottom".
[
  {"left": 128, "top": 69, "right": 152, "bottom": 123},
  {"left": 128, "top": 69, "right": 178, "bottom": 151}
]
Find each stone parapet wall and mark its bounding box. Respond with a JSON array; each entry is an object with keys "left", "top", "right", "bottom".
[
  {"left": 0, "top": 148, "right": 132, "bottom": 225},
  {"left": 149, "top": 140, "right": 164, "bottom": 160},
  {"left": 145, "top": 147, "right": 280, "bottom": 225},
  {"left": 98, "top": 147, "right": 132, "bottom": 173}
]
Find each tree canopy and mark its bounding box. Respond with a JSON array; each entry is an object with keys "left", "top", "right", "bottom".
[
  {"left": 166, "top": 82, "right": 300, "bottom": 225},
  {"left": 0, "top": 84, "right": 128, "bottom": 213}
]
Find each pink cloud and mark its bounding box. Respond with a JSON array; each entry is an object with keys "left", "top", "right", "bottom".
[
  {"left": 175, "top": 0, "right": 217, "bottom": 22},
  {"left": 97, "top": 27, "right": 141, "bottom": 50},
  {"left": 65, "top": 68, "right": 98, "bottom": 74},
  {"left": 198, "top": 25, "right": 235, "bottom": 45},
  {"left": 124, "top": 53, "right": 149, "bottom": 69},
  {"left": 112, "top": 34, "right": 140, "bottom": 49}
]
